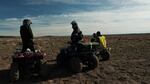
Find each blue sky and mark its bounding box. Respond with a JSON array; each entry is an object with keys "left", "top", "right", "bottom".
[{"left": 0, "top": 0, "right": 150, "bottom": 36}]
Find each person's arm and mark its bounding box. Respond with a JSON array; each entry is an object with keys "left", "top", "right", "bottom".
[
  {"left": 71, "top": 32, "right": 74, "bottom": 41},
  {"left": 20, "top": 26, "right": 23, "bottom": 39},
  {"left": 78, "top": 31, "right": 83, "bottom": 41},
  {"left": 71, "top": 32, "right": 77, "bottom": 43},
  {"left": 28, "top": 27, "right": 34, "bottom": 39}
]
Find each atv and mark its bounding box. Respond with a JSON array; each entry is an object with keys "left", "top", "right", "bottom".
[
  {"left": 10, "top": 45, "right": 48, "bottom": 81},
  {"left": 56, "top": 42, "right": 110, "bottom": 73},
  {"left": 57, "top": 42, "right": 102, "bottom": 73}
]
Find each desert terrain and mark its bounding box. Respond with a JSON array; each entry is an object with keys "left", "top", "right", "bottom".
[{"left": 0, "top": 34, "right": 150, "bottom": 84}]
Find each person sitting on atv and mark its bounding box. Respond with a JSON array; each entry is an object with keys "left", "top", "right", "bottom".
[
  {"left": 70, "top": 20, "right": 83, "bottom": 51},
  {"left": 91, "top": 33, "right": 97, "bottom": 42},
  {"left": 71, "top": 20, "right": 83, "bottom": 44},
  {"left": 20, "top": 19, "right": 35, "bottom": 53},
  {"left": 96, "top": 31, "right": 107, "bottom": 48}
]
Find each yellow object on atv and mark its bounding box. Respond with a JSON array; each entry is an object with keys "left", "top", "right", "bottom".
[{"left": 99, "top": 36, "right": 107, "bottom": 48}]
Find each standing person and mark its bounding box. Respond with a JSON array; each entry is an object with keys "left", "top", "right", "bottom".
[
  {"left": 20, "top": 19, "right": 35, "bottom": 52},
  {"left": 70, "top": 20, "right": 83, "bottom": 45},
  {"left": 96, "top": 31, "right": 107, "bottom": 48}
]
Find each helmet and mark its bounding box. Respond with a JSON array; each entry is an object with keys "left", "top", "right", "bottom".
[
  {"left": 71, "top": 20, "right": 77, "bottom": 26},
  {"left": 23, "top": 19, "right": 32, "bottom": 25},
  {"left": 93, "top": 33, "right": 97, "bottom": 37},
  {"left": 96, "top": 31, "right": 101, "bottom": 36}
]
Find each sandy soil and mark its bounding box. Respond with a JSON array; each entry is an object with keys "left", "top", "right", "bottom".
[{"left": 0, "top": 34, "right": 150, "bottom": 84}]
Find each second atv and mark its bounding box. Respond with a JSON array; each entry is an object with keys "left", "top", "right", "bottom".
[
  {"left": 56, "top": 42, "right": 110, "bottom": 73},
  {"left": 57, "top": 42, "right": 101, "bottom": 73}
]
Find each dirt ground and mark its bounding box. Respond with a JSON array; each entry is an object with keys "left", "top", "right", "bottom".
[{"left": 0, "top": 34, "right": 150, "bottom": 84}]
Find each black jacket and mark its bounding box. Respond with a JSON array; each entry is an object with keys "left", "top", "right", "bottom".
[
  {"left": 71, "top": 29, "right": 83, "bottom": 44},
  {"left": 20, "top": 25, "right": 34, "bottom": 44}
]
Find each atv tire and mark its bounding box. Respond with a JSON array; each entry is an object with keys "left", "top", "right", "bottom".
[
  {"left": 70, "top": 57, "right": 82, "bottom": 73},
  {"left": 88, "top": 54, "right": 99, "bottom": 69},
  {"left": 40, "top": 61, "right": 48, "bottom": 78},
  {"left": 10, "top": 63, "right": 19, "bottom": 82},
  {"left": 100, "top": 49, "right": 110, "bottom": 61},
  {"left": 56, "top": 54, "right": 67, "bottom": 66}
]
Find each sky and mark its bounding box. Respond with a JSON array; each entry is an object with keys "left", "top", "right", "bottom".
[{"left": 0, "top": 0, "right": 150, "bottom": 36}]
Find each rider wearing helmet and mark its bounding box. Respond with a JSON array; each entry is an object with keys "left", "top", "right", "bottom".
[
  {"left": 96, "top": 31, "right": 107, "bottom": 48},
  {"left": 91, "top": 33, "right": 97, "bottom": 42},
  {"left": 20, "top": 19, "right": 35, "bottom": 52}
]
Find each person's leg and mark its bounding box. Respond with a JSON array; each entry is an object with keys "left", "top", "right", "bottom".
[
  {"left": 29, "top": 44, "right": 35, "bottom": 52},
  {"left": 21, "top": 44, "right": 27, "bottom": 53}
]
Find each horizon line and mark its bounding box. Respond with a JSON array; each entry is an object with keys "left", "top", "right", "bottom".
[{"left": 0, "top": 33, "right": 150, "bottom": 38}]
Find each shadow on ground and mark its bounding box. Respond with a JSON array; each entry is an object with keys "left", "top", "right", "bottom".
[
  {"left": 0, "top": 60, "right": 91, "bottom": 84},
  {"left": 0, "top": 69, "right": 10, "bottom": 84}
]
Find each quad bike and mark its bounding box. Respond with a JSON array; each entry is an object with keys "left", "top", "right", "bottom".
[
  {"left": 56, "top": 42, "right": 98, "bottom": 73},
  {"left": 10, "top": 45, "right": 48, "bottom": 81},
  {"left": 56, "top": 42, "right": 110, "bottom": 73}
]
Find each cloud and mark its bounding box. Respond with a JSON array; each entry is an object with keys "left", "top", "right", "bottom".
[
  {"left": 1, "top": 0, "right": 150, "bottom": 36},
  {"left": 26, "top": 0, "right": 138, "bottom": 7},
  {"left": 2, "top": 5, "right": 150, "bottom": 36},
  {"left": 0, "top": 18, "right": 21, "bottom": 28},
  {"left": 26, "top": 0, "right": 102, "bottom": 5},
  {"left": 133, "top": 0, "right": 150, "bottom": 4},
  {"left": 25, "top": 0, "right": 150, "bottom": 35}
]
